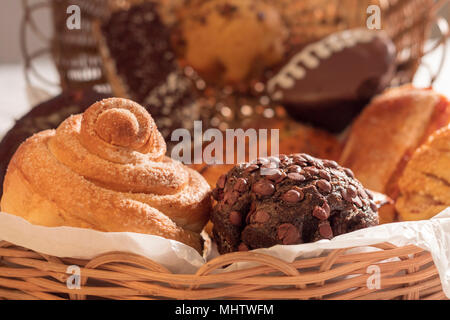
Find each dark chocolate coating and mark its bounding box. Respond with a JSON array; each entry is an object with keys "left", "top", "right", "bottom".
[
  {"left": 211, "top": 154, "right": 379, "bottom": 254},
  {"left": 0, "top": 89, "right": 109, "bottom": 196},
  {"left": 270, "top": 30, "right": 396, "bottom": 132}
]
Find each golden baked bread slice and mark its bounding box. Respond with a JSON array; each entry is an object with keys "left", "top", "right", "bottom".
[
  {"left": 396, "top": 126, "right": 450, "bottom": 221},
  {"left": 340, "top": 85, "right": 450, "bottom": 222}
]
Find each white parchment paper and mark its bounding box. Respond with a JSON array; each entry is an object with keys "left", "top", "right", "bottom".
[{"left": 0, "top": 209, "right": 449, "bottom": 297}]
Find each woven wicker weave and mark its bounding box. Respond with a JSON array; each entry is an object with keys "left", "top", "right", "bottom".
[{"left": 0, "top": 240, "right": 446, "bottom": 300}]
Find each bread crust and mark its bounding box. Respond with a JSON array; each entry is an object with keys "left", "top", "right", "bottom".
[
  {"left": 1, "top": 98, "right": 212, "bottom": 253},
  {"left": 340, "top": 86, "right": 450, "bottom": 222},
  {"left": 396, "top": 126, "right": 450, "bottom": 220},
  {"left": 340, "top": 86, "right": 442, "bottom": 194}
]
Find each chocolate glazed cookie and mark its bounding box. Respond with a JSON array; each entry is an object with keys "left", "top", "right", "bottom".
[{"left": 211, "top": 154, "right": 379, "bottom": 254}]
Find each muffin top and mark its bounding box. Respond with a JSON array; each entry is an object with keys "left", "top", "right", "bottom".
[{"left": 211, "top": 153, "right": 379, "bottom": 254}]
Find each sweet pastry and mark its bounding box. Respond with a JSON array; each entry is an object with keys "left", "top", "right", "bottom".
[
  {"left": 1, "top": 98, "right": 211, "bottom": 253},
  {"left": 267, "top": 28, "right": 396, "bottom": 132},
  {"left": 340, "top": 86, "right": 450, "bottom": 222},
  {"left": 211, "top": 154, "right": 379, "bottom": 254},
  {"left": 0, "top": 89, "right": 108, "bottom": 196},
  {"left": 396, "top": 126, "right": 450, "bottom": 221},
  {"left": 179, "top": 0, "right": 287, "bottom": 84}
]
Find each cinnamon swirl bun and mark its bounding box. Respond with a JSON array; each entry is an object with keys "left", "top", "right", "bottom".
[{"left": 1, "top": 98, "right": 211, "bottom": 253}]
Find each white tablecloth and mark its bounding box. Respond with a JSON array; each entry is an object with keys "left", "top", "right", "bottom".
[{"left": 0, "top": 41, "right": 449, "bottom": 137}]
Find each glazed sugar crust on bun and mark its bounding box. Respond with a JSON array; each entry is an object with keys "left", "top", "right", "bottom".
[
  {"left": 0, "top": 89, "right": 108, "bottom": 196},
  {"left": 1, "top": 98, "right": 211, "bottom": 253},
  {"left": 211, "top": 154, "right": 379, "bottom": 254}
]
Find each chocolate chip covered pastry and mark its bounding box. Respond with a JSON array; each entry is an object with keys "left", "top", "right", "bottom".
[
  {"left": 211, "top": 154, "right": 378, "bottom": 254},
  {"left": 1, "top": 98, "right": 211, "bottom": 253}
]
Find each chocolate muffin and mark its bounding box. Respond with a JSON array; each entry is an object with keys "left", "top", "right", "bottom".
[
  {"left": 0, "top": 89, "right": 108, "bottom": 196},
  {"left": 211, "top": 154, "right": 379, "bottom": 254}
]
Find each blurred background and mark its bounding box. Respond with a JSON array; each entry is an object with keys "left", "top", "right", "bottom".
[
  {"left": 1, "top": 0, "right": 449, "bottom": 63},
  {"left": 0, "top": 0, "right": 449, "bottom": 136}
]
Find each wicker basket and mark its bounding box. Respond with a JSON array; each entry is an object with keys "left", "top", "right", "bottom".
[
  {"left": 21, "top": 0, "right": 449, "bottom": 92},
  {"left": 0, "top": 240, "right": 446, "bottom": 300},
  {"left": 10, "top": 0, "right": 449, "bottom": 301}
]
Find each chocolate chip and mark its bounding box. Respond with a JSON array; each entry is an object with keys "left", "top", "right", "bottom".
[
  {"left": 229, "top": 211, "right": 242, "bottom": 226},
  {"left": 238, "top": 243, "right": 249, "bottom": 251},
  {"left": 323, "top": 160, "right": 338, "bottom": 168},
  {"left": 282, "top": 189, "right": 303, "bottom": 203},
  {"left": 253, "top": 210, "right": 270, "bottom": 223},
  {"left": 316, "top": 180, "right": 332, "bottom": 193},
  {"left": 313, "top": 206, "right": 328, "bottom": 220},
  {"left": 361, "top": 199, "right": 370, "bottom": 208},
  {"left": 264, "top": 168, "right": 284, "bottom": 182},
  {"left": 347, "top": 186, "right": 357, "bottom": 198},
  {"left": 357, "top": 187, "right": 368, "bottom": 199},
  {"left": 219, "top": 3, "right": 238, "bottom": 17},
  {"left": 287, "top": 172, "right": 305, "bottom": 182},
  {"left": 252, "top": 179, "right": 275, "bottom": 196},
  {"left": 304, "top": 167, "right": 319, "bottom": 176},
  {"left": 369, "top": 201, "right": 377, "bottom": 212},
  {"left": 224, "top": 191, "right": 239, "bottom": 205},
  {"left": 344, "top": 168, "right": 355, "bottom": 178},
  {"left": 277, "top": 223, "right": 301, "bottom": 245},
  {"left": 217, "top": 174, "right": 227, "bottom": 189},
  {"left": 234, "top": 178, "right": 248, "bottom": 192},
  {"left": 244, "top": 164, "right": 259, "bottom": 173},
  {"left": 352, "top": 196, "right": 363, "bottom": 208},
  {"left": 319, "top": 170, "right": 331, "bottom": 181},
  {"left": 267, "top": 156, "right": 281, "bottom": 165},
  {"left": 262, "top": 162, "right": 278, "bottom": 169},
  {"left": 292, "top": 154, "right": 308, "bottom": 162},
  {"left": 313, "top": 201, "right": 330, "bottom": 220},
  {"left": 319, "top": 222, "right": 333, "bottom": 239},
  {"left": 256, "top": 11, "right": 265, "bottom": 21},
  {"left": 293, "top": 158, "right": 307, "bottom": 167},
  {"left": 287, "top": 165, "right": 302, "bottom": 173},
  {"left": 341, "top": 188, "right": 356, "bottom": 202}
]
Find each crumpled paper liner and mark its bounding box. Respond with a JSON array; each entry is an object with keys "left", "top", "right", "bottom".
[{"left": 0, "top": 208, "right": 449, "bottom": 297}]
